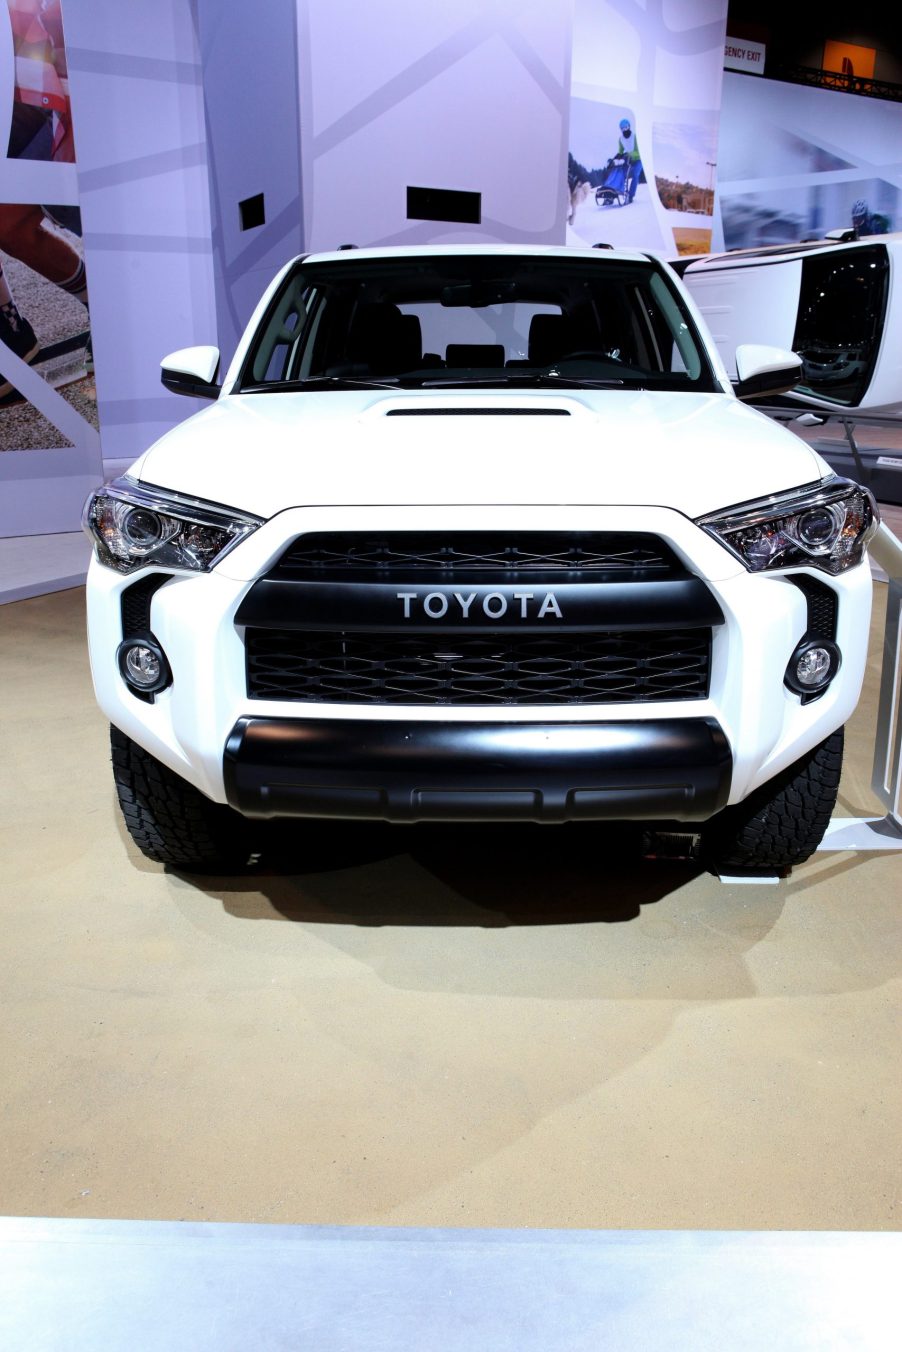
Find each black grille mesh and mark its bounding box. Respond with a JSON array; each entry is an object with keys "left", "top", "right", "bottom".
[
  {"left": 245, "top": 630, "right": 711, "bottom": 706},
  {"left": 789, "top": 575, "right": 838, "bottom": 639},
  {"left": 271, "top": 533, "right": 678, "bottom": 577},
  {"left": 121, "top": 573, "right": 170, "bottom": 638}
]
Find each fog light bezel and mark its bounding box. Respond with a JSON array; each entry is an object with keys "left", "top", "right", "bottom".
[
  {"left": 116, "top": 635, "right": 172, "bottom": 696},
  {"left": 784, "top": 638, "right": 841, "bottom": 699}
]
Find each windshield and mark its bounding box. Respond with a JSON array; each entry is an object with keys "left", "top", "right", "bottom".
[{"left": 239, "top": 254, "right": 718, "bottom": 393}]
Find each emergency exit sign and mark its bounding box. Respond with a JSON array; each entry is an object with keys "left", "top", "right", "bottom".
[{"left": 724, "top": 38, "right": 766, "bottom": 73}]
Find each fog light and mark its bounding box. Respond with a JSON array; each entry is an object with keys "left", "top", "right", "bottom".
[
  {"left": 797, "top": 647, "right": 831, "bottom": 686},
  {"left": 117, "top": 636, "right": 171, "bottom": 694},
  {"left": 784, "top": 639, "right": 840, "bottom": 698}
]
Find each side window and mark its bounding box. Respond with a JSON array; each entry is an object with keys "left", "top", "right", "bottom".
[
  {"left": 250, "top": 278, "right": 313, "bottom": 384},
  {"left": 793, "top": 246, "right": 888, "bottom": 405},
  {"left": 648, "top": 272, "right": 702, "bottom": 379}
]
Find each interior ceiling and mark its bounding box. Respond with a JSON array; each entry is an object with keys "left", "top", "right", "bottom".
[{"left": 725, "top": 3, "right": 901, "bottom": 57}]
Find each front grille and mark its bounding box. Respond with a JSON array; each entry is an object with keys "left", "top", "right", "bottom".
[
  {"left": 270, "top": 532, "right": 678, "bottom": 578},
  {"left": 245, "top": 629, "right": 712, "bottom": 705}
]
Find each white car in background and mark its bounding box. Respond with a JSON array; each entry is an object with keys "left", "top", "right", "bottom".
[
  {"left": 83, "top": 245, "right": 877, "bottom": 876},
  {"left": 679, "top": 235, "right": 902, "bottom": 415}
]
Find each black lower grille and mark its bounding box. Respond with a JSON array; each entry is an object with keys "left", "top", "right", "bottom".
[
  {"left": 789, "top": 574, "right": 838, "bottom": 639},
  {"left": 245, "top": 630, "right": 711, "bottom": 706},
  {"left": 121, "top": 573, "right": 170, "bottom": 637}
]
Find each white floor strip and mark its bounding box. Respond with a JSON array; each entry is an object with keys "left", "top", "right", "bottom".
[{"left": 1, "top": 1218, "right": 899, "bottom": 1351}]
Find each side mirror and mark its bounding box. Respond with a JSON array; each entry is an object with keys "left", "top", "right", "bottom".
[
  {"left": 733, "top": 344, "right": 803, "bottom": 402},
  {"left": 161, "top": 345, "right": 221, "bottom": 399}
]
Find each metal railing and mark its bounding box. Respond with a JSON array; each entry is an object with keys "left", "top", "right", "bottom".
[
  {"left": 761, "top": 63, "right": 902, "bottom": 104},
  {"left": 820, "top": 520, "right": 902, "bottom": 850}
]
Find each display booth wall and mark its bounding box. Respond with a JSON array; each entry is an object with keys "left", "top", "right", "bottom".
[
  {"left": 195, "top": 0, "right": 303, "bottom": 368},
  {"left": 3, "top": 0, "right": 899, "bottom": 550},
  {"left": 2, "top": 0, "right": 731, "bottom": 538}
]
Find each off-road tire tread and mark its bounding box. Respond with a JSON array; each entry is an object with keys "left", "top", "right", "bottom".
[
  {"left": 700, "top": 728, "right": 844, "bottom": 874},
  {"left": 110, "top": 725, "right": 257, "bottom": 872}
]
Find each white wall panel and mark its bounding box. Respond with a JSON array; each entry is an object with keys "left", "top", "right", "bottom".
[
  {"left": 62, "top": 0, "right": 217, "bottom": 475},
  {"left": 298, "top": 0, "right": 572, "bottom": 252},
  {"left": 195, "top": 0, "right": 303, "bottom": 363}
]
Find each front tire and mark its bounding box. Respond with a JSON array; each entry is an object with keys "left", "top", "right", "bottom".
[
  {"left": 110, "top": 726, "right": 259, "bottom": 872},
  {"left": 699, "top": 728, "right": 844, "bottom": 876}
]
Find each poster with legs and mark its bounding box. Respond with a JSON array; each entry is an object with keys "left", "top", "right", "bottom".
[{"left": 0, "top": 0, "right": 101, "bottom": 536}]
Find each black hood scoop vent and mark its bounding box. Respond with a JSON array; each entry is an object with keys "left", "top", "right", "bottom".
[{"left": 385, "top": 407, "right": 570, "bottom": 417}]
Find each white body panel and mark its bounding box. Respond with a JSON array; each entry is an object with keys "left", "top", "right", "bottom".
[
  {"left": 136, "top": 388, "right": 827, "bottom": 523},
  {"left": 686, "top": 264, "right": 802, "bottom": 379}
]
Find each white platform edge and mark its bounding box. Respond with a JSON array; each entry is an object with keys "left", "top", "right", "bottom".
[
  {"left": 0, "top": 532, "right": 90, "bottom": 604},
  {"left": 818, "top": 815, "right": 902, "bottom": 850},
  {"left": 717, "top": 874, "right": 780, "bottom": 885}
]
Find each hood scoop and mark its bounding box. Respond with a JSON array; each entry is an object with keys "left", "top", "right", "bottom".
[{"left": 385, "top": 407, "right": 570, "bottom": 417}]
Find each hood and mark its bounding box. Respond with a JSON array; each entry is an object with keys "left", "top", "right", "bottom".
[{"left": 135, "top": 388, "right": 828, "bottom": 520}]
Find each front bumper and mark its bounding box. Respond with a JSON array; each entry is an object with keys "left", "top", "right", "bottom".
[
  {"left": 86, "top": 502, "right": 874, "bottom": 814},
  {"left": 223, "top": 716, "right": 733, "bottom": 823}
]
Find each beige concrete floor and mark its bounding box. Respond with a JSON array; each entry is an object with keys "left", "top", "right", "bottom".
[{"left": 0, "top": 584, "right": 900, "bottom": 1232}]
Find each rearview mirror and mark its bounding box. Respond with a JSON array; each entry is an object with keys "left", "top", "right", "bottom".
[
  {"left": 441, "top": 281, "right": 517, "bottom": 308},
  {"left": 733, "top": 344, "right": 803, "bottom": 402},
  {"left": 161, "top": 345, "right": 221, "bottom": 399}
]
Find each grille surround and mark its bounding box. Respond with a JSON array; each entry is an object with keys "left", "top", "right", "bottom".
[{"left": 245, "top": 629, "right": 712, "bottom": 706}]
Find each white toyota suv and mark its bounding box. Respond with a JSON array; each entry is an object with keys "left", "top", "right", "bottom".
[{"left": 83, "top": 245, "right": 878, "bottom": 876}]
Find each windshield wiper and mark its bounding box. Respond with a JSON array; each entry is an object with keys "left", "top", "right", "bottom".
[
  {"left": 243, "top": 372, "right": 630, "bottom": 393},
  {"left": 417, "top": 373, "right": 625, "bottom": 390},
  {"left": 242, "top": 376, "right": 401, "bottom": 393}
]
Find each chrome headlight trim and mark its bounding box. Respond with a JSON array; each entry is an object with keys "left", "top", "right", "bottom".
[
  {"left": 83, "top": 476, "right": 265, "bottom": 574},
  {"left": 695, "top": 476, "right": 878, "bottom": 575}
]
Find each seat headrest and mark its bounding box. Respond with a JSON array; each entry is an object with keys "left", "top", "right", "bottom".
[{"left": 528, "top": 313, "right": 573, "bottom": 366}]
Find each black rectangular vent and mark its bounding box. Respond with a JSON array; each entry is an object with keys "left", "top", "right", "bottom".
[
  {"left": 407, "top": 185, "right": 481, "bottom": 224},
  {"left": 239, "top": 193, "right": 265, "bottom": 231},
  {"left": 385, "top": 408, "right": 569, "bottom": 417}
]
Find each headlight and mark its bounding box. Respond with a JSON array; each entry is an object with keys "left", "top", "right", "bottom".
[
  {"left": 696, "top": 477, "right": 878, "bottom": 575},
  {"left": 83, "top": 477, "right": 263, "bottom": 574}
]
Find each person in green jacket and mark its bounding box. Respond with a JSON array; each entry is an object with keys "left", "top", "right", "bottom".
[{"left": 615, "top": 117, "right": 642, "bottom": 204}]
